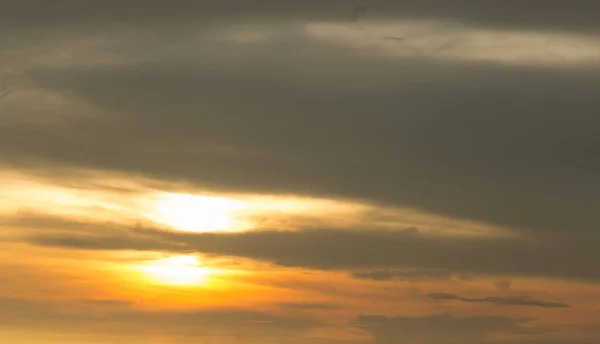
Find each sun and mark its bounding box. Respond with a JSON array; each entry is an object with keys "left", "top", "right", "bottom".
[
  {"left": 140, "top": 255, "right": 218, "bottom": 286},
  {"left": 151, "top": 193, "right": 248, "bottom": 232}
]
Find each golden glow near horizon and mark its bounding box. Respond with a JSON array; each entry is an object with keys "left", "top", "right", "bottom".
[{"left": 0, "top": 172, "right": 596, "bottom": 343}]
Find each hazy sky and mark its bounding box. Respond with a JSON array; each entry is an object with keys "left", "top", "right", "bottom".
[{"left": 1, "top": 1, "right": 600, "bottom": 343}]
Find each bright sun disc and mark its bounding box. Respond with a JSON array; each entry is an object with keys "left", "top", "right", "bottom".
[
  {"left": 140, "top": 256, "right": 217, "bottom": 286},
  {"left": 152, "top": 193, "right": 247, "bottom": 232}
]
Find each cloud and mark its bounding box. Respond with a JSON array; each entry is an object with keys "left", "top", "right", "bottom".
[
  {"left": 280, "top": 302, "right": 340, "bottom": 310},
  {"left": 0, "top": 296, "right": 585, "bottom": 344},
  {"left": 0, "top": 297, "right": 323, "bottom": 344},
  {"left": 306, "top": 20, "right": 600, "bottom": 67},
  {"left": 2, "top": 24, "right": 600, "bottom": 244},
  {"left": 20, "top": 217, "right": 600, "bottom": 280},
  {"left": 2, "top": 5, "right": 600, "bottom": 343},
  {"left": 353, "top": 313, "right": 537, "bottom": 344},
  {"left": 350, "top": 269, "right": 457, "bottom": 281},
  {"left": 427, "top": 293, "right": 572, "bottom": 308},
  {"left": 494, "top": 280, "right": 512, "bottom": 292},
  {"left": 3, "top": 0, "right": 600, "bottom": 35}
]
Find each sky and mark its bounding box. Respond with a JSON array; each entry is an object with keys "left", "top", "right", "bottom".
[{"left": 1, "top": 1, "right": 600, "bottom": 343}]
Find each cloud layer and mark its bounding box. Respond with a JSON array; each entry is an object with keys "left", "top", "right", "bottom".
[
  {"left": 2, "top": 2, "right": 600, "bottom": 343},
  {"left": 17, "top": 219, "right": 599, "bottom": 281},
  {"left": 3, "top": 24, "right": 600, "bottom": 240}
]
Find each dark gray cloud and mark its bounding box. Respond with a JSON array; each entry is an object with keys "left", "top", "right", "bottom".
[
  {"left": 280, "top": 302, "right": 340, "bottom": 310},
  {"left": 351, "top": 269, "right": 457, "bottom": 281},
  {"left": 353, "top": 313, "right": 537, "bottom": 344},
  {"left": 3, "top": 39, "right": 600, "bottom": 242},
  {"left": 0, "top": 212, "right": 135, "bottom": 234},
  {"left": 2, "top": 9, "right": 600, "bottom": 251},
  {"left": 427, "top": 293, "right": 572, "bottom": 308},
  {"left": 23, "top": 219, "right": 600, "bottom": 280},
  {"left": 3, "top": 0, "right": 600, "bottom": 34}
]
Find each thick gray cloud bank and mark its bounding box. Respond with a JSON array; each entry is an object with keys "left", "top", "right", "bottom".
[
  {"left": 2, "top": 0, "right": 600, "bottom": 284},
  {"left": 24, "top": 221, "right": 600, "bottom": 281},
  {"left": 4, "top": 33, "right": 600, "bottom": 237},
  {"left": 3, "top": 0, "right": 600, "bottom": 34}
]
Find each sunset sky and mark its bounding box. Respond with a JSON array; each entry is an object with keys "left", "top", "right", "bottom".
[{"left": 1, "top": 1, "right": 600, "bottom": 343}]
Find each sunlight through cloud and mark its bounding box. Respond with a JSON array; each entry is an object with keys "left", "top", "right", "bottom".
[
  {"left": 139, "top": 255, "right": 219, "bottom": 287},
  {"left": 305, "top": 19, "right": 600, "bottom": 67},
  {"left": 150, "top": 193, "right": 249, "bottom": 232}
]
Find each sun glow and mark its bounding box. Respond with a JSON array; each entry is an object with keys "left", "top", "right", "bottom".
[
  {"left": 140, "top": 256, "right": 218, "bottom": 286},
  {"left": 152, "top": 193, "right": 248, "bottom": 232}
]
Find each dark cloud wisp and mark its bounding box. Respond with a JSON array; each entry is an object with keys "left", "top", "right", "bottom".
[
  {"left": 22, "top": 218, "right": 600, "bottom": 281},
  {"left": 427, "top": 293, "right": 572, "bottom": 308}
]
